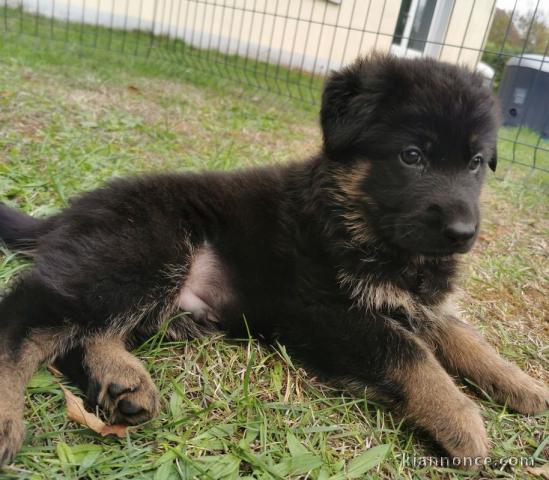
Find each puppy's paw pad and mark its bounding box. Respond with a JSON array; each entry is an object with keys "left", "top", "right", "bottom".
[
  {"left": 107, "top": 382, "right": 136, "bottom": 398},
  {"left": 103, "top": 377, "right": 160, "bottom": 425},
  {"left": 0, "top": 417, "right": 25, "bottom": 466}
]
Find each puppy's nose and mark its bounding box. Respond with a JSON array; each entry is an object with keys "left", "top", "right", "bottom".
[{"left": 443, "top": 221, "right": 476, "bottom": 243}]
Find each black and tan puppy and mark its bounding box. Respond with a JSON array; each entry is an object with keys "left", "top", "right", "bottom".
[{"left": 0, "top": 55, "right": 547, "bottom": 467}]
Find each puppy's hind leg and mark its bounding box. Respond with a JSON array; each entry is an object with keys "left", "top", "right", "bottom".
[
  {"left": 0, "top": 273, "right": 80, "bottom": 466},
  {"left": 55, "top": 337, "right": 160, "bottom": 425}
]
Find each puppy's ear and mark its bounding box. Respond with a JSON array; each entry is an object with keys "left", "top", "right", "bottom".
[
  {"left": 488, "top": 148, "right": 497, "bottom": 172},
  {"left": 321, "top": 56, "right": 408, "bottom": 157},
  {"left": 320, "top": 58, "right": 378, "bottom": 156}
]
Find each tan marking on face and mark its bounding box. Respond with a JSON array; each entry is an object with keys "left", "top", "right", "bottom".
[
  {"left": 328, "top": 161, "right": 375, "bottom": 245},
  {"left": 333, "top": 161, "right": 374, "bottom": 205}
]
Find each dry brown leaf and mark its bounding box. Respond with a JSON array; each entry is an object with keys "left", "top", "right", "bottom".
[
  {"left": 477, "top": 233, "right": 494, "bottom": 243},
  {"left": 47, "top": 365, "right": 63, "bottom": 377},
  {"left": 60, "top": 385, "right": 127, "bottom": 438},
  {"left": 526, "top": 464, "right": 549, "bottom": 479}
]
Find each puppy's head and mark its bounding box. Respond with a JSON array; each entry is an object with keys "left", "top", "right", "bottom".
[{"left": 321, "top": 55, "right": 499, "bottom": 257}]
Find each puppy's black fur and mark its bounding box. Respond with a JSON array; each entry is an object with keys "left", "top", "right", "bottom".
[{"left": 0, "top": 55, "right": 547, "bottom": 467}]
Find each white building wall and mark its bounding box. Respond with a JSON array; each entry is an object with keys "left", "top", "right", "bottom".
[{"left": 19, "top": 0, "right": 494, "bottom": 74}]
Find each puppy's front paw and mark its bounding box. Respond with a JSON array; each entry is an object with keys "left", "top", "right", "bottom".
[
  {"left": 0, "top": 416, "right": 25, "bottom": 467},
  {"left": 105, "top": 378, "right": 160, "bottom": 425},
  {"left": 95, "top": 370, "right": 160, "bottom": 425},
  {"left": 441, "top": 401, "right": 490, "bottom": 470},
  {"left": 505, "top": 379, "right": 549, "bottom": 414}
]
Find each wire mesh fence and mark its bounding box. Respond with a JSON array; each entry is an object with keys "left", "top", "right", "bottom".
[{"left": 1, "top": 0, "right": 548, "bottom": 183}]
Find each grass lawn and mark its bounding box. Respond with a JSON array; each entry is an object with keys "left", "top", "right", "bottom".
[{"left": 0, "top": 17, "right": 548, "bottom": 480}]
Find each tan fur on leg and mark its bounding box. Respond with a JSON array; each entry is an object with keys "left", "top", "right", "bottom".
[
  {"left": 0, "top": 367, "right": 26, "bottom": 466},
  {"left": 84, "top": 336, "right": 160, "bottom": 424},
  {"left": 0, "top": 330, "right": 66, "bottom": 465},
  {"left": 423, "top": 307, "right": 549, "bottom": 414},
  {"left": 390, "top": 352, "right": 490, "bottom": 467}
]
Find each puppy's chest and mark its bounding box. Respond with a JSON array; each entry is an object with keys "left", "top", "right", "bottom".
[
  {"left": 168, "top": 242, "right": 452, "bottom": 332},
  {"left": 338, "top": 261, "right": 452, "bottom": 315}
]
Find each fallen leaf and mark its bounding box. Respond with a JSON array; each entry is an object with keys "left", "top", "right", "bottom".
[
  {"left": 477, "top": 233, "right": 494, "bottom": 243},
  {"left": 526, "top": 464, "right": 549, "bottom": 479},
  {"left": 47, "top": 365, "right": 63, "bottom": 377},
  {"left": 60, "top": 385, "right": 127, "bottom": 439},
  {"left": 127, "top": 85, "right": 141, "bottom": 94}
]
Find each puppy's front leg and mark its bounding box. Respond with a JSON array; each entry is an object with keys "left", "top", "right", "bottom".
[
  {"left": 386, "top": 351, "right": 490, "bottom": 464},
  {"left": 281, "top": 315, "right": 489, "bottom": 464},
  {"left": 422, "top": 309, "right": 549, "bottom": 414}
]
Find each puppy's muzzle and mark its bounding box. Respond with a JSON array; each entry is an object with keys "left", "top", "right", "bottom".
[{"left": 443, "top": 220, "right": 477, "bottom": 252}]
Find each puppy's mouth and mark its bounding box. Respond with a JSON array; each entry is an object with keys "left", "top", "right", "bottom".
[
  {"left": 399, "top": 244, "right": 472, "bottom": 258},
  {"left": 415, "top": 245, "right": 472, "bottom": 257}
]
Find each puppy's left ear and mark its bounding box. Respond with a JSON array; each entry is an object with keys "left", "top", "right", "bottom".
[{"left": 488, "top": 148, "right": 497, "bottom": 172}]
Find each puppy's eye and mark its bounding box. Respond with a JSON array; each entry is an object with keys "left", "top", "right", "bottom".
[
  {"left": 400, "top": 147, "right": 423, "bottom": 166},
  {"left": 469, "top": 154, "right": 483, "bottom": 172}
]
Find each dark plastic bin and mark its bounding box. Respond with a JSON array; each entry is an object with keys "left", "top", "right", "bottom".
[{"left": 497, "top": 54, "right": 549, "bottom": 138}]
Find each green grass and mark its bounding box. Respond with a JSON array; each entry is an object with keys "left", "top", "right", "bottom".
[
  {"left": 497, "top": 127, "right": 549, "bottom": 188},
  {"left": 0, "top": 13, "right": 548, "bottom": 480},
  {"left": 1, "top": 6, "right": 324, "bottom": 105}
]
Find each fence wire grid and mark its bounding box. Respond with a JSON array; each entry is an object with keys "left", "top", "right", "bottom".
[{"left": 1, "top": 0, "right": 548, "bottom": 183}]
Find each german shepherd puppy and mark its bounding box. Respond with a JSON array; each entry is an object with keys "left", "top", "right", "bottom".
[{"left": 0, "top": 55, "right": 547, "bottom": 468}]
